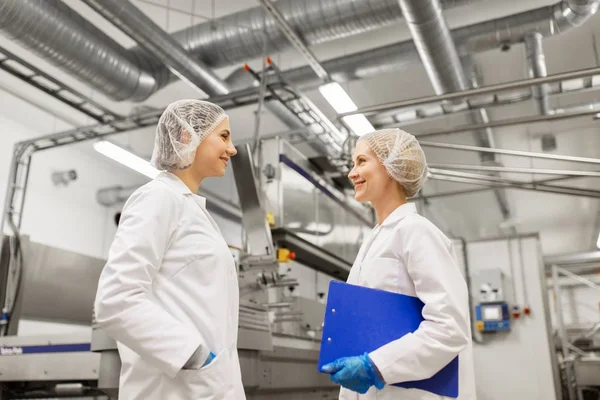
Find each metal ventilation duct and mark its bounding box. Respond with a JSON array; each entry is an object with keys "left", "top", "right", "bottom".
[
  {"left": 525, "top": 32, "right": 550, "bottom": 115},
  {"left": 82, "top": 0, "right": 230, "bottom": 96},
  {"left": 396, "top": 0, "right": 509, "bottom": 218},
  {"left": 397, "top": 0, "right": 469, "bottom": 94},
  {"left": 278, "top": 0, "right": 600, "bottom": 91},
  {"left": 0, "top": 0, "right": 476, "bottom": 102},
  {"left": 0, "top": 0, "right": 597, "bottom": 106},
  {"left": 0, "top": 0, "right": 158, "bottom": 101}
]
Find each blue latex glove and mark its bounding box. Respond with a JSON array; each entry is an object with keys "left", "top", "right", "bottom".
[
  {"left": 202, "top": 351, "right": 216, "bottom": 367},
  {"left": 321, "top": 353, "right": 385, "bottom": 394}
]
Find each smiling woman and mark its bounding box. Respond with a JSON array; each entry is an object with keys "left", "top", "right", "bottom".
[
  {"left": 93, "top": 99, "right": 245, "bottom": 400},
  {"left": 322, "top": 128, "right": 477, "bottom": 400}
]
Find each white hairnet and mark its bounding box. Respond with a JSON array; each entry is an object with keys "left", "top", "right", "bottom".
[
  {"left": 356, "top": 128, "right": 428, "bottom": 197},
  {"left": 151, "top": 99, "right": 228, "bottom": 170}
]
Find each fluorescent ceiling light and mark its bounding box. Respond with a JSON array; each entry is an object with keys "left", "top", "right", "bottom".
[
  {"left": 597, "top": 232, "right": 600, "bottom": 249},
  {"left": 319, "top": 82, "right": 358, "bottom": 114},
  {"left": 319, "top": 82, "right": 374, "bottom": 136},
  {"left": 93, "top": 140, "right": 159, "bottom": 179},
  {"left": 342, "top": 114, "right": 375, "bottom": 136}
]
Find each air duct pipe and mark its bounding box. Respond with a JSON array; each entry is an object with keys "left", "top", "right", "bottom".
[
  {"left": 81, "top": 0, "right": 229, "bottom": 96},
  {"left": 0, "top": 0, "right": 475, "bottom": 102},
  {"left": 524, "top": 32, "right": 550, "bottom": 115},
  {"left": 79, "top": 0, "right": 320, "bottom": 150},
  {"left": 396, "top": 0, "right": 509, "bottom": 218},
  {"left": 0, "top": 0, "right": 158, "bottom": 101},
  {"left": 275, "top": 0, "right": 600, "bottom": 91},
  {"left": 1, "top": 0, "right": 597, "bottom": 106},
  {"left": 397, "top": 0, "right": 469, "bottom": 94}
]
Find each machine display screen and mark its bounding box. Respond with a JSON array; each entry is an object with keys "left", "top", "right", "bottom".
[{"left": 482, "top": 305, "right": 502, "bottom": 321}]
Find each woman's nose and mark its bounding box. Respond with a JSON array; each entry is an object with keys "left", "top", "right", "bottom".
[
  {"left": 348, "top": 167, "right": 357, "bottom": 180},
  {"left": 228, "top": 145, "right": 238, "bottom": 156}
]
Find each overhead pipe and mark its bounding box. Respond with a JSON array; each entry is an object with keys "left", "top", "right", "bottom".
[
  {"left": 341, "top": 64, "right": 600, "bottom": 117},
  {"left": 413, "top": 106, "right": 600, "bottom": 138},
  {"left": 420, "top": 140, "right": 600, "bottom": 165},
  {"left": 428, "top": 171, "right": 600, "bottom": 198},
  {"left": 428, "top": 163, "right": 600, "bottom": 177},
  {"left": 370, "top": 85, "right": 600, "bottom": 128},
  {"left": 545, "top": 251, "right": 600, "bottom": 265},
  {"left": 422, "top": 170, "right": 593, "bottom": 199},
  {"left": 1, "top": 0, "right": 597, "bottom": 107},
  {"left": 0, "top": 0, "right": 158, "bottom": 101},
  {"left": 396, "top": 0, "right": 509, "bottom": 218},
  {"left": 0, "top": 0, "right": 476, "bottom": 102},
  {"left": 524, "top": 33, "right": 550, "bottom": 115},
  {"left": 277, "top": 0, "right": 600, "bottom": 92},
  {"left": 81, "top": 0, "right": 229, "bottom": 96},
  {"left": 80, "top": 0, "right": 326, "bottom": 148}
]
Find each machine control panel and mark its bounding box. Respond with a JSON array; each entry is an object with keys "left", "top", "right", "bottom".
[{"left": 475, "top": 302, "right": 511, "bottom": 332}]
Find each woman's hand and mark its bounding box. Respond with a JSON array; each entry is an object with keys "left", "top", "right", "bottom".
[{"left": 321, "top": 353, "right": 385, "bottom": 394}]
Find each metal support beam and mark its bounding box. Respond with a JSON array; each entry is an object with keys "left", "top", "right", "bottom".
[
  {"left": 422, "top": 168, "right": 598, "bottom": 199},
  {"left": 258, "top": 0, "right": 330, "bottom": 81},
  {"left": 420, "top": 140, "right": 600, "bottom": 165},
  {"left": 429, "top": 171, "right": 600, "bottom": 198},
  {"left": 340, "top": 65, "right": 600, "bottom": 117},
  {"left": 428, "top": 163, "right": 600, "bottom": 177},
  {"left": 430, "top": 167, "right": 600, "bottom": 193},
  {"left": 413, "top": 108, "right": 600, "bottom": 138},
  {"left": 544, "top": 251, "right": 600, "bottom": 267},
  {"left": 0, "top": 46, "right": 121, "bottom": 124}
]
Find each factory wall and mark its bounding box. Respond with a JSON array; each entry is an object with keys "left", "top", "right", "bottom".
[
  {"left": 0, "top": 88, "right": 141, "bottom": 335},
  {"left": 466, "top": 235, "right": 559, "bottom": 400}
]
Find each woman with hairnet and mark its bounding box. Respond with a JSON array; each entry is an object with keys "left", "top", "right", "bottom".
[
  {"left": 321, "top": 129, "right": 476, "bottom": 400},
  {"left": 94, "top": 99, "right": 245, "bottom": 400}
]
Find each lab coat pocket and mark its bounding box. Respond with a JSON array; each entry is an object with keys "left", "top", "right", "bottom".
[{"left": 175, "top": 349, "right": 229, "bottom": 400}]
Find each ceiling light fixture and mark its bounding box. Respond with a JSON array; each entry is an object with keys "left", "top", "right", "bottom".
[
  {"left": 93, "top": 140, "right": 159, "bottom": 179},
  {"left": 319, "top": 82, "right": 374, "bottom": 136}
]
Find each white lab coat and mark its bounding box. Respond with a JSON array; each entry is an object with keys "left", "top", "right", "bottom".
[
  {"left": 339, "top": 203, "right": 476, "bottom": 400},
  {"left": 94, "top": 172, "right": 245, "bottom": 400}
]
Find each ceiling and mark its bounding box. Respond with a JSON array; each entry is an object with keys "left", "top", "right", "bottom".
[{"left": 0, "top": 0, "right": 599, "bottom": 256}]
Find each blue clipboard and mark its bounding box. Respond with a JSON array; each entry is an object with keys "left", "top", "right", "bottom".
[{"left": 318, "top": 281, "right": 459, "bottom": 398}]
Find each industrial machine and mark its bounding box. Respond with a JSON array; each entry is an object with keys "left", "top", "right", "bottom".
[
  {"left": 550, "top": 264, "right": 600, "bottom": 400},
  {"left": 0, "top": 128, "right": 371, "bottom": 398}
]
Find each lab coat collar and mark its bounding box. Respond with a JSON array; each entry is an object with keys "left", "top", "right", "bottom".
[
  {"left": 155, "top": 172, "right": 207, "bottom": 208},
  {"left": 379, "top": 202, "right": 417, "bottom": 228}
]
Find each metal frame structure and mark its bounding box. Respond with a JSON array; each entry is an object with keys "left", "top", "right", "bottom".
[
  {"left": 340, "top": 65, "right": 600, "bottom": 117},
  {"left": 551, "top": 265, "right": 600, "bottom": 400},
  {"left": 244, "top": 59, "right": 346, "bottom": 157},
  {"left": 428, "top": 170, "right": 600, "bottom": 199},
  {"left": 0, "top": 46, "right": 121, "bottom": 125},
  {"left": 257, "top": 0, "right": 330, "bottom": 82},
  {"left": 422, "top": 139, "right": 600, "bottom": 200}
]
